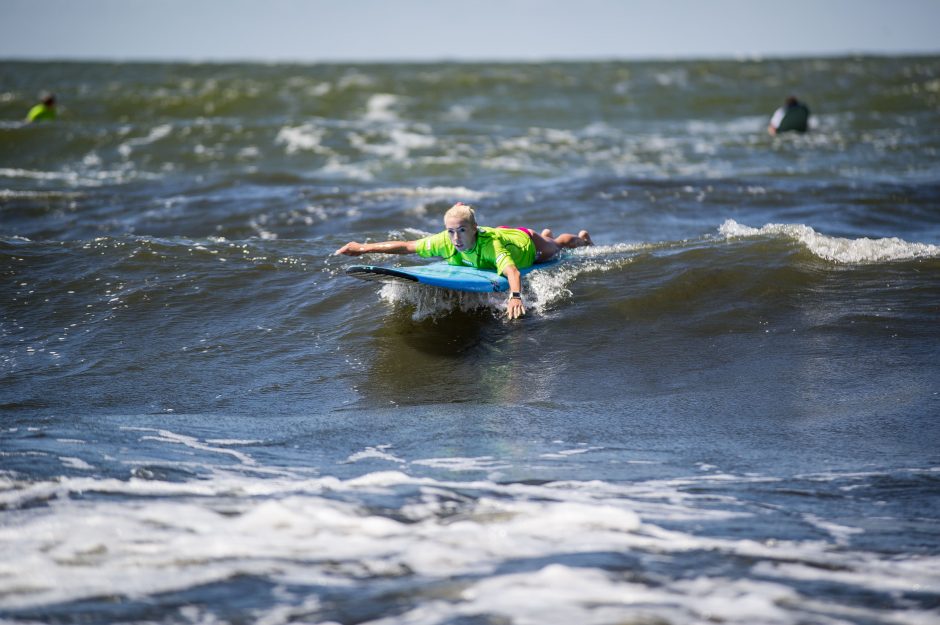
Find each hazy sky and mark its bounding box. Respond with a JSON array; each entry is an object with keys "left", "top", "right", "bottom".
[{"left": 2, "top": 0, "right": 939, "bottom": 62}]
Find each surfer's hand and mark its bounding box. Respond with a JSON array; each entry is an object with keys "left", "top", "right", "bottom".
[
  {"left": 335, "top": 242, "right": 365, "bottom": 256},
  {"left": 507, "top": 296, "right": 526, "bottom": 319}
]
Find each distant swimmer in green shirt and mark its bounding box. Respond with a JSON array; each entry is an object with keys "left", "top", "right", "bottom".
[
  {"left": 25, "top": 93, "right": 56, "bottom": 123},
  {"left": 335, "top": 202, "right": 593, "bottom": 319}
]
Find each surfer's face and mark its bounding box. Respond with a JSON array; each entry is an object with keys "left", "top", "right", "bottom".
[{"left": 445, "top": 217, "right": 477, "bottom": 251}]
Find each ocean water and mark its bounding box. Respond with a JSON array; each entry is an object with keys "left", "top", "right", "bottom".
[{"left": 1, "top": 57, "right": 939, "bottom": 624}]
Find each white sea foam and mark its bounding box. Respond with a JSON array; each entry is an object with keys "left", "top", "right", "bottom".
[
  {"left": 719, "top": 219, "right": 940, "bottom": 263},
  {"left": 753, "top": 556, "right": 940, "bottom": 596},
  {"left": 275, "top": 123, "right": 327, "bottom": 154},
  {"left": 345, "top": 445, "right": 406, "bottom": 465},
  {"left": 687, "top": 115, "right": 769, "bottom": 136},
  {"left": 370, "top": 567, "right": 804, "bottom": 625},
  {"left": 411, "top": 456, "right": 511, "bottom": 472},
  {"left": 59, "top": 456, "right": 94, "bottom": 470},
  {"left": 654, "top": 68, "right": 689, "bottom": 88},
  {"left": 364, "top": 94, "right": 401, "bottom": 122},
  {"left": 0, "top": 167, "right": 103, "bottom": 187},
  {"left": 539, "top": 446, "right": 604, "bottom": 459},
  {"left": 524, "top": 248, "right": 641, "bottom": 312},
  {"left": 249, "top": 216, "right": 278, "bottom": 240},
  {"left": 378, "top": 282, "right": 502, "bottom": 321},
  {"left": 205, "top": 438, "right": 263, "bottom": 446},
  {"left": 117, "top": 124, "right": 172, "bottom": 158},
  {"left": 122, "top": 427, "right": 256, "bottom": 466},
  {"left": 444, "top": 103, "right": 474, "bottom": 122},
  {"left": 357, "top": 186, "right": 488, "bottom": 201},
  {"left": 482, "top": 154, "right": 542, "bottom": 173},
  {"left": 802, "top": 513, "right": 864, "bottom": 546},
  {"left": 3, "top": 463, "right": 933, "bottom": 623},
  {"left": 391, "top": 127, "right": 436, "bottom": 150},
  {"left": 371, "top": 564, "right": 679, "bottom": 625},
  {"left": 0, "top": 189, "right": 83, "bottom": 199},
  {"left": 316, "top": 158, "right": 374, "bottom": 181},
  {"left": 337, "top": 71, "right": 375, "bottom": 90},
  {"left": 2, "top": 429, "right": 937, "bottom": 623},
  {"left": 349, "top": 127, "right": 436, "bottom": 160}
]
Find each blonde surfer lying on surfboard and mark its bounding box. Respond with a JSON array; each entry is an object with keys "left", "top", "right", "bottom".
[{"left": 335, "top": 202, "right": 592, "bottom": 319}]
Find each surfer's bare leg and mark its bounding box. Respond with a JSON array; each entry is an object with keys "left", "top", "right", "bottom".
[
  {"left": 532, "top": 230, "right": 592, "bottom": 262},
  {"left": 531, "top": 233, "right": 561, "bottom": 262},
  {"left": 551, "top": 230, "right": 592, "bottom": 247}
]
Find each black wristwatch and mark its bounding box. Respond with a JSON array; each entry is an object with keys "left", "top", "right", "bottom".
[{"left": 509, "top": 291, "right": 522, "bottom": 300}]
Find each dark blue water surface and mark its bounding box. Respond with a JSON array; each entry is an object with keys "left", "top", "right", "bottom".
[{"left": 2, "top": 57, "right": 939, "bottom": 624}]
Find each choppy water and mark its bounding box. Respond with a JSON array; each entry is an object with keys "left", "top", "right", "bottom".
[{"left": 2, "top": 57, "right": 940, "bottom": 624}]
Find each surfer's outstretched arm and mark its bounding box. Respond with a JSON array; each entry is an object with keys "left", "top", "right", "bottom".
[
  {"left": 503, "top": 264, "right": 526, "bottom": 320},
  {"left": 335, "top": 240, "right": 419, "bottom": 256}
]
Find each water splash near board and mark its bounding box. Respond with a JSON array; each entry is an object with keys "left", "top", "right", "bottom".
[{"left": 346, "top": 258, "right": 560, "bottom": 293}]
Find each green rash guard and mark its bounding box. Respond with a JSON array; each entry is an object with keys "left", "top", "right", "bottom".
[
  {"left": 26, "top": 103, "right": 56, "bottom": 123},
  {"left": 416, "top": 227, "right": 536, "bottom": 275}
]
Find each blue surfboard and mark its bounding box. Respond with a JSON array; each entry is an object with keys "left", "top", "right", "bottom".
[{"left": 346, "top": 259, "right": 559, "bottom": 293}]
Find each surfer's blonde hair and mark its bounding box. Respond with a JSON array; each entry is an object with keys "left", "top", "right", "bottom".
[{"left": 444, "top": 202, "right": 477, "bottom": 226}]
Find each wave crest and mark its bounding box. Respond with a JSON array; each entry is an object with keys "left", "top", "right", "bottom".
[{"left": 719, "top": 219, "right": 940, "bottom": 263}]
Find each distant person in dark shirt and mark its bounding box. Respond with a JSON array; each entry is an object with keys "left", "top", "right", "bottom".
[
  {"left": 768, "top": 96, "right": 809, "bottom": 135},
  {"left": 25, "top": 93, "right": 57, "bottom": 123}
]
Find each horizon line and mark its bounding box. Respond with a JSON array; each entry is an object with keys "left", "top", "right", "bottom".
[{"left": 3, "top": 49, "right": 940, "bottom": 66}]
